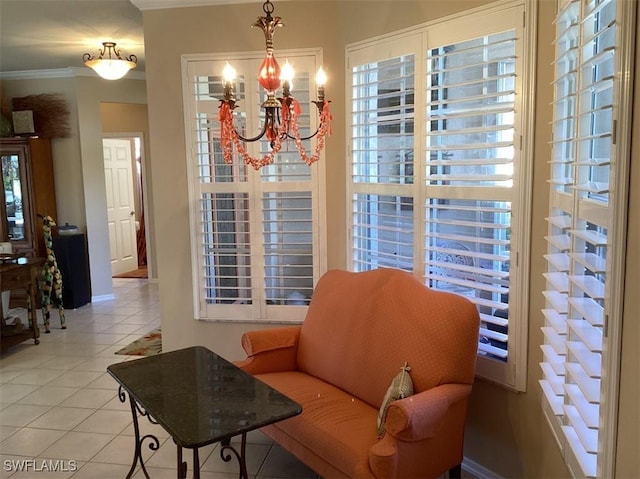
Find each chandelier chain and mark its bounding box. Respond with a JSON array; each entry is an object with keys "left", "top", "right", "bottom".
[
  {"left": 219, "top": 0, "right": 330, "bottom": 169},
  {"left": 262, "top": 0, "right": 275, "bottom": 16}
]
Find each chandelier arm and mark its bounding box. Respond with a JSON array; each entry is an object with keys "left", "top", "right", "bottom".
[
  {"left": 284, "top": 127, "right": 321, "bottom": 142},
  {"left": 283, "top": 99, "right": 330, "bottom": 141},
  {"left": 233, "top": 122, "right": 269, "bottom": 143},
  {"left": 82, "top": 42, "right": 137, "bottom": 65},
  {"left": 227, "top": 104, "right": 280, "bottom": 143}
]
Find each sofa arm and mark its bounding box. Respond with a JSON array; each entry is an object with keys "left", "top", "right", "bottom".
[
  {"left": 234, "top": 326, "right": 301, "bottom": 375},
  {"left": 383, "top": 383, "right": 472, "bottom": 441},
  {"left": 369, "top": 383, "right": 471, "bottom": 478}
]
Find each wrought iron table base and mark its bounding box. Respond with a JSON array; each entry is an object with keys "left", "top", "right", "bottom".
[
  {"left": 109, "top": 348, "right": 300, "bottom": 479},
  {"left": 176, "top": 445, "right": 199, "bottom": 479},
  {"left": 120, "top": 386, "right": 250, "bottom": 479},
  {"left": 119, "top": 386, "right": 160, "bottom": 479},
  {"left": 220, "top": 434, "right": 248, "bottom": 479},
  {"left": 173, "top": 433, "right": 248, "bottom": 479}
]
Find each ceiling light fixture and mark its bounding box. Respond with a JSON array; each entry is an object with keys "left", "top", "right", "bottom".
[
  {"left": 218, "top": 0, "right": 331, "bottom": 170},
  {"left": 83, "top": 42, "right": 137, "bottom": 80}
]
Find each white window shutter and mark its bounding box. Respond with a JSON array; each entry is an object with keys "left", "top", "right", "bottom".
[
  {"left": 424, "top": 28, "right": 518, "bottom": 365},
  {"left": 183, "top": 53, "right": 326, "bottom": 322},
  {"left": 347, "top": 4, "right": 532, "bottom": 390},
  {"left": 350, "top": 51, "right": 417, "bottom": 272},
  {"left": 541, "top": 0, "right": 633, "bottom": 476}
]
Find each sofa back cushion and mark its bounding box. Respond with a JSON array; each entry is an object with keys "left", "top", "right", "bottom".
[{"left": 297, "top": 268, "right": 480, "bottom": 409}]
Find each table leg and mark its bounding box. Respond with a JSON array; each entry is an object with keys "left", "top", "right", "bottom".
[
  {"left": 175, "top": 445, "right": 199, "bottom": 479},
  {"left": 117, "top": 386, "right": 160, "bottom": 479},
  {"left": 177, "top": 444, "right": 187, "bottom": 479},
  {"left": 193, "top": 448, "right": 200, "bottom": 479},
  {"left": 220, "top": 433, "right": 248, "bottom": 479},
  {"left": 26, "top": 283, "right": 40, "bottom": 344}
]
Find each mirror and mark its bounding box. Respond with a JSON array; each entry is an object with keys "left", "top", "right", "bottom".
[{"left": 1, "top": 152, "right": 26, "bottom": 241}]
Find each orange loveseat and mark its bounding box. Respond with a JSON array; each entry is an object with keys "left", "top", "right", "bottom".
[{"left": 236, "top": 268, "right": 480, "bottom": 479}]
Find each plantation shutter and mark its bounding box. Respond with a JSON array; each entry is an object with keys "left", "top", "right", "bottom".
[
  {"left": 184, "top": 53, "right": 325, "bottom": 322},
  {"left": 261, "top": 191, "right": 314, "bottom": 306},
  {"left": 190, "top": 65, "right": 253, "bottom": 311},
  {"left": 350, "top": 38, "right": 419, "bottom": 273},
  {"left": 540, "top": 0, "right": 626, "bottom": 476},
  {"left": 347, "top": 4, "right": 531, "bottom": 389},
  {"left": 424, "top": 28, "right": 518, "bottom": 362},
  {"left": 540, "top": 0, "right": 579, "bottom": 419}
]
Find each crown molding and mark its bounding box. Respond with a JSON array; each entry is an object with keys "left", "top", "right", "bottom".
[
  {"left": 131, "top": 0, "right": 289, "bottom": 11},
  {"left": 0, "top": 68, "right": 76, "bottom": 80},
  {"left": 130, "top": 0, "right": 243, "bottom": 10},
  {"left": 0, "top": 67, "right": 146, "bottom": 81}
]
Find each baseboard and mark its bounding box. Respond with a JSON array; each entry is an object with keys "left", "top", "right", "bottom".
[
  {"left": 463, "top": 456, "right": 503, "bottom": 479},
  {"left": 91, "top": 294, "right": 115, "bottom": 303}
]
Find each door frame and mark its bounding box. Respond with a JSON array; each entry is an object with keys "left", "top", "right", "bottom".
[{"left": 102, "top": 132, "right": 152, "bottom": 279}]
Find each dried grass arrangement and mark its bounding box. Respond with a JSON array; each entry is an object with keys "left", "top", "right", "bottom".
[{"left": 12, "top": 93, "right": 71, "bottom": 138}]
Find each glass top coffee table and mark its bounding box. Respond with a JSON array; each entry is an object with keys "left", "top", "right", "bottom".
[{"left": 107, "top": 346, "right": 302, "bottom": 479}]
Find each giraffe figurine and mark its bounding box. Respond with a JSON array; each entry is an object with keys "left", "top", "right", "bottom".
[{"left": 38, "top": 215, "right": 66, "bottom": 333}]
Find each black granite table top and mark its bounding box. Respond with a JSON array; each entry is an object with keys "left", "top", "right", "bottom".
[{"left": 107, "top": 346, "right": 301, "bottom": 448}]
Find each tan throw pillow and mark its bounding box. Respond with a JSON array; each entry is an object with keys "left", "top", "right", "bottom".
[{"left": 377, "top": 362, "right": 413, "bottom": 437}]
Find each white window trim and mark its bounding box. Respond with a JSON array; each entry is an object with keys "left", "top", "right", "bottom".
[
  {"left": 600, "top": 1, "right": 635, "bottom": 470},
  {"left": 345, "top": 0, "right": 537, "bottom": 391}
]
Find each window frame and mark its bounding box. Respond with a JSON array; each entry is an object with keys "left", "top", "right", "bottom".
[
  {"left": 346, "top": 0, "right": 536, "bottom": 390},
  {"left": 182, "top": 49, "right": 328, "bottom": 323}
]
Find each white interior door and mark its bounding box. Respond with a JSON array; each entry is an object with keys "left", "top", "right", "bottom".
[{"left": 103, "top": 138, "right": 138, "bottom": 276}]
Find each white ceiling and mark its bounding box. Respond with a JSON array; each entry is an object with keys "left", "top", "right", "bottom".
[
  {"left": 0, "top": 0, "right": 145, "bottom": 73},
  {"left": 0, "top": 0, "right": 265, "bottom": 74}
]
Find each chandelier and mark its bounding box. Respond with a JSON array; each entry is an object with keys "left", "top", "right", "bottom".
[
  {"left": 83, "top": 42, "right": 137, "bottom": 80},
  {"left": 218, "top": 0, "right": 332, "bottom": 170}
]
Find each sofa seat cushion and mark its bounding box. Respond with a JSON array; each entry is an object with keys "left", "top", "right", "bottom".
[{"left": 255, "top": 370, "right": 378, "bottom": 479}]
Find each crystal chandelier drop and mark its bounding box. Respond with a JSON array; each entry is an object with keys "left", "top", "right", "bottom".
[{"left": 218, "top": 0, "right": 332, "bottom": 170}]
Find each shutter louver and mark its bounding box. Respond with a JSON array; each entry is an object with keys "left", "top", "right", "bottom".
[
  {"left": 201, "top": 193, "right": 252, "bottom": 304},
  {"left": 427, "top": 33, "right": 516, "bottom": 188},
  {"left": 262, "top": 192, "right": 314, "bottom": 305},
  {"left": 352, "top": 193, "right": 414, "bottom": 272},
  {"left": 194, "top": 71, "right": 248, "bottom": 183},
  {"left": 352, "top": 55, "right": 415, "bottom": 185}
]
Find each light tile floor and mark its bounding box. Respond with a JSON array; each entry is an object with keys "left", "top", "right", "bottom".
[{"left": 0, "top": 279, "right": 319, "bottom": 479}]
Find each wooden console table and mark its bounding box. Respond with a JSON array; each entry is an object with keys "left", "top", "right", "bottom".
[{"left": 0, "top": 257, "right": 44, "bottom": 354}]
